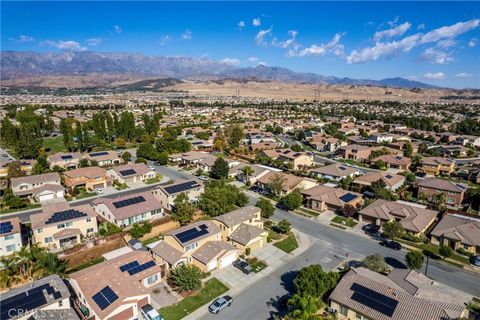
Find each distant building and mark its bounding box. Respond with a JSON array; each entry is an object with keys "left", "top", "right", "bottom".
[
  {"left": 417, "top": 157, "right": 455, "bottom": 176},
  {"left": 302, "top": 185, "right": 363, "bottom": 213},
  {"left": 152, "top": 179, "right": 204, "bottom": 210},
  {"left": 10, "top": 172, "right": 65, "bottom": 203},
  {"left": 47, "top": 152, "right": 83, "bottom": 170},
  {"left": 107, "top": 163, "right": 155, "bottom": 184},
  {"left": 430, "top": 214, "right": 480, "bottom": 254},
  {"left": 417, "top": 178, "right": 466, "bottom": 207},
  {"left": 84, "top": 150, "right": 121, "bottom": 167}
]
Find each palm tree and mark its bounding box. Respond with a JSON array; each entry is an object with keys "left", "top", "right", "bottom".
[
  {"left": 241, "top": 166, "right": 254, "bottom": 186},
  {"left": 287, "top": 294, "right": 320, "bottom": 320},
  {"left": 0, "top": 255, "right": 19, "bottom": 288}
]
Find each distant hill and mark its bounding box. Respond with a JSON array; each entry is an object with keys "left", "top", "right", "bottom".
[{"left": 1, "top": 50, "right": 438, "bottom": 89}]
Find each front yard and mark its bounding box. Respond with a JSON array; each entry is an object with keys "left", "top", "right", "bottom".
[
  {"left": 274, "top": 233, "right": 299, "bottom": 253},
  {"left": 159, "top": 278, "right": 228, "bottom": 320},
  {"left": 331, "top": 216, "right": 358, "bottom": 228},
  {"left": 396, "top": 239, "right": 471, "bottom": 265},
  {"left": 146, "top": 174, "right": 163, "bottom": 184}
]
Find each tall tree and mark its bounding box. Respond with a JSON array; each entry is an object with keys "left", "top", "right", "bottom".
[
  {"left": 240, "top": 166, "right": 254, "bottom": 186},
  {"left": 0, "top": 117, "right": 18, "bottom": 146},
  {"left": 16, "top": 121, "right": 43, "bottom": 159},
  {"left": 210, "top": 157, "right": 229, "bottom": 179},
  {"left": 405, "top": 251, "right": 424, "bottom": 270}
]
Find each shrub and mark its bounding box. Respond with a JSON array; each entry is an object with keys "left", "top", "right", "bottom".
[
  {"left": 245, "top": 247, "right": 251, "bottom": 256},
  {"left": 405, "top": 250, "right": 424, "bottom": 270},
  {"left": 255, "top": 198, "right": 275, "bottom": 219},
  {"left": 439, "top": 245, "right": 454, "bottom": 260},
  {"left": 275, "top": 219, "right": 291, "bottom": 234},
  {"left": 362, "top": 254, "right": 389, "bottom": 274},
  {"left": 168, "top": 264, "right": 202, "bottom": 292},
  {"left": 280, "top": 190, "right": 303, "bottom": 211}
]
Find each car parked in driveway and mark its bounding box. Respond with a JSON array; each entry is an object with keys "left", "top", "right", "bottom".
[
  {"left": 362, "top": 224, "right": 380, "bottom": 233},
  {"left": 208, "top": 295, "right": 233, "bottom": 314},
  {"left": 141, "top": 304, "right": 163, "bottom": 320},
  {"left": 380, "top": 239, "right": 402, "bottom": 250},
  {"left": 233, "top": 259, "right": 253, "bottom": 274}
]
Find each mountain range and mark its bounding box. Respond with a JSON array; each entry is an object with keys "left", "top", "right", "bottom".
[{"left": 0, "top": 51, "right": 437, "bottom": 89}]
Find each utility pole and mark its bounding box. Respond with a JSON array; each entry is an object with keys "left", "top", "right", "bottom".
[{"left": 424, "top": 255, "right": 429, "bottom": 276}]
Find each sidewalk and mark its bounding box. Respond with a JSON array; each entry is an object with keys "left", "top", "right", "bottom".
[{"left": 182, "top": 229, "right": 311, "bottom": 320}]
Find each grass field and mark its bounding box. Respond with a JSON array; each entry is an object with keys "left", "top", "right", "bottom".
[
  {"left": 331, "top": 216, "right": 358, "bottom": 228},
  {"left": 160, "top": 278, "right": 228, "bottom": 320},
  {"left": 43, "top": 136, "right": 66, "bottom": 154},
  {"left": 274, "top": 233, "right": 299, "bottom": 253}
]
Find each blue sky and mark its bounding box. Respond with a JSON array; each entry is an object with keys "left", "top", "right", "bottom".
[{"left": 2, "top": 1, "right": 480, "bottom": 88}]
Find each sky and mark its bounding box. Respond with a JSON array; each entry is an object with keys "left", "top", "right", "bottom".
[{"left": 2, "top": 1, "right": 480, "bottom": 88}]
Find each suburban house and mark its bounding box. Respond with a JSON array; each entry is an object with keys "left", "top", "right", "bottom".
[
  {"left": 10, "top": 172, "right": 65, "bottom": 203},
  {"left": 258, "top": 148, "right": 314, "bottom": 170},
  {"left": 84, "top": 150, "right": 121, "bottom": 167},
  {"left": 212, "top": 206, "right": 267, "bottom": 252},
  {"left": 329, "top": 267, "right": 468, "bottom": 320},
  {"left": 338, "top": 145, "right": 379, "bottom": 162},
  {"left": 431, "top": 145, "right": 469, "bottom": 157},
  {"left": 309, "top": 136, "right": 346, "bottom": 152},
  {"left": 69, "top": 250, "right": 163, "bottom": 320},
  {"left": 63, "top": 166, "right": 111, "bottom": 191},
  {"left": 370, "top": 155, "right": 411, "bottom": 170},
  {"left": 454, "top": 135, "right": 480, "bottom": 147},
  {"left": 92, "top": 191, "right": 165, "bottom": 227},
  {"left": 370, "top": 133, "right": 394, "bottom": 144},
  {"left": 0, "top": 274, "right": 78, "bottom": 320},
  {"left": 352, "top": 172, "right": 406, "bottom": 192},
  {"left": 234, "top": 164, "right": 276, "bottom": 184},
  {"left": 417, "top": 178, "right": 466, "bottom": 207},
  {"left": 152, "top": 179, "right": 204, "bottom": 210},
  {"left": 358, "top": 199, "right": 437, "bottom": 235},
  {"left": 301, "top": 185, "right": 363, "bottom": 213},
  {"left": 388, "top": 141, "right": 418, "bottom": 155},
  {"left": 310, "top": 164, "right": 360, "bottom": 181},
  {"left": 47, "top": 152, "right": 83, "bottom": 170},
  {"left": 30, "top": 202, "right": 98, "bottom": 249},
  {"left": 150, "top": 221, "right": 239, "bottom": 273},
  {"left": 417, "top": 157, "right": 456, "bottom": 176},
  {"left": 168, "top": 151, "right": 214, "bottom": 167},
  {"left": 430, "top": 214, "right": 480, "bottom": 254},
  {"left": 244, "top": 132, "right": 276, "bottom": 145},
  {"left": 107, "top": 163, "right": 156, "bottom": 184},
  {"left": 257, "top": 171, "right": 318, "bottom": 196},
  {"left": 0, "top": 159, "right": 36, "bottom": 178},
  {"left": 251, "top": 141, "right": 279, "bottom": 151},
  {"left": 0, "top": 217, "right": 23, "bottom": 257}
]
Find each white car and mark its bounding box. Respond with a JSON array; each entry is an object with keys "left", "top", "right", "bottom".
[
  {"left": 149, "top": 165, "right": 156, "bottom": 171},
  {"left": 94, "top": 188, "right": 104, "bottom": 194},
  {"left": 141, "top": 304, "right": 163, "bottom": 320}
]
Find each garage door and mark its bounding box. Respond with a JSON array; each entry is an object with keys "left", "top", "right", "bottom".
[
  {"left": 248, "top": 239, "right": 263, "bottom": 252},
  {"left": 38, "top": 193, "right": 54, "bottom": 202},
  {"left": 219, "top": 251, "right": 237, "bottom": 269}
]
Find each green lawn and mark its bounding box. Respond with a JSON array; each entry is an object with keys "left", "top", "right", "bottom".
[
  {"left": 297, "top": 207, "right": 320, "bottom": 217},
  {"left": 396, "top": 239, "right": 471, "bottom": 265},
  {"left": 331, "top": 216, "right": 358, "bottom": 228},
  {"left": 274, "top": 233, "right": 299, "bottom": 253},
  {"left": 160, "top": 278, "right": 229, "bottom": 320},
  {"left": 75, "top": 191, "right": 97, "bottom": 200},
  {"left": 247, "top": 258, "right": 267, "bottom": 273},
  {"left": 43, "top": 136, "right": 66, "bottom": 154},
  {"left": 146, "top": 174, "right": 163, "bottom": 184}
]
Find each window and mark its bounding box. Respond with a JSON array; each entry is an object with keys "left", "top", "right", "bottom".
[
  {"left": 86, "top": 218, "right": 91, "bottom": 222},
  {"left": 447, "top": 197, "right": 455, "bottom": 203},
  {"left": 37, "top": 228, "right": 43, "bottom": 233},
  {"left": 58, "top": 300, "right": 63, "bottom": 307},
  {"left": 147, "top": 274, "right": 159, "bottom": 285},
  {"left": 87, "top": 228, "right": 94, "bottom": 233},
  {"left": 57, "top": 223, "right": 65, "bottom": 229},
  {"left": 6, "top": 244, "right": 16, "bottom": 252},
  {"left": 340, "top": 305, "right": 347, "bottom": 316},
  {"left": 185, "top": 243, "right": 198, "bottom": 251},
  {"left": 45, "top": 236, "right": 53, "bottom": 243},
  {"left": 65, "top": 222, "right": 73, "bottom": 227},
  {"left": 5, "top": 234, "right": 14, "bottom": 241},
  {"left": 464, "top": 244, "right": 470, "bottom": 250}
]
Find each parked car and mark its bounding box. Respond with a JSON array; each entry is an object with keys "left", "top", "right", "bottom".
[
  {"left": 199, "top": 175, "right": 209, "bottom": 181},
  {"left": 94, "top": 188, "right": 104, "bottom": 194},
  {"left": 141, "top": 304, "right": 163, "bottom": 320},
  {"left": 471, "top": 255, "right": 480, "bottom": 267},
  {"left": 208, "top": 295, "right": 233, "bottom": 314},
  {"left": 148, "top": 165, "right": 156, "bottom": 171},
  {"left": 379, "top": 239, "right": 401, "bottom": 250},
  {"left": 362, "top": 224, "right": 380, "bottom": 233},
  {"left": 233, "top": 259, "right": 253, "bottom": 274}
]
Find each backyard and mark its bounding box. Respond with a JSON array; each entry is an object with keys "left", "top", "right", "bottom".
[
  {"left": 43, "top": 136, "right": 66, "bottom": 154},
  {"left": 159, "top": 278, "right": 228, "bottom": 320}
]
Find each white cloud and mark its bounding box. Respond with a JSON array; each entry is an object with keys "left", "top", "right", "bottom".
[
  {"left": 252, "top": 18, "right": 261, "bottom": 27},
  {"left": 86, "top": 38, "right": 101, "bottom": 46},
  {"left": 469, "top": 37, "right": 478, "bottom": 48},
  {"left": 160, "top": 35, "right": 171, "bottom": 45},
  {"left": 221, "top": 58, "right": 241, "bottom": 66},
  {"left": 15, "top": 35, "right": 35, "bottom": 43},
  {"left": 421, "top": 47, "right": 453, "bottom": 64},
  {"left": 272, "top": 30, "right": 298, "bottom": 48},
  {"left": 373, "top": 22, "right": 411, "bottom": 41},
  {"left": 181, "top": 29, "right": 192, "bottom": 40},
  {"left": 255, "top": 27, "right": 272, "bottom": 46},
  {"left": 248, "top": 57, "right": 259, "bottom": 62},
  {"left": 424, "top": 72, "right": 445, "bottom": 80},
  {"left": 419, "top": 19, "right": 479, "bottom": 43},
  {"left": 114, "top": 25, "right": 122, "bottom": 34},
  {"left": 417, "top": 23, "right": 425, "bottom": 30},
  {"left": 293, "top": 33, "right": 345, "bottom": 57},
  {"left": 41, "top": 40, "right": 87, "bottom": 51},
  {"left": 347, "top": 19, "right": 480, "bottom": 64},
  {"left": 455, "top": 72, "right": 473, "bottom": 79},
  {"left": 238, "top": 21, "right": 246, "bottom": 28},
  {"left": 436, "top": 39, "right": 456, "bottom": 49},
  {"left": 257, "top": 61, "right": 267, "bottom": 66}
]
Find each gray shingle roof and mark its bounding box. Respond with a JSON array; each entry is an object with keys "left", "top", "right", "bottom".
[{"left": 214, "top": 206, "right": 261, "bottom": 227}]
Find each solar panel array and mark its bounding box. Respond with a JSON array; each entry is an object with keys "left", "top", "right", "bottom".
[
  {"left": 45, "top": 209, "right": 88, "bottom": 225},
  {"left": 164, "top": 181, "right": 200, "bottom": 195},
  {"left": 385, "top": 175, "right": 393, "bottom": 179},
  {"left": 350, "top": 283, "right": 398, "bottom": 317},
  {"left": 60, "top": 155, "right": 73, "bottom": 160},
  {"left": 127, "top": 260, "right": 156, "bottom": 276},
  {"left": 339, "top": 193, "right": 358, "bottom": 203},
  {"left": 0, "top": 221, "right": 13, "bottom": 235},
  {"left": 112, "top": 196, "right": 146, "bottom": 209},
  {"left": 395, "top": 156, "right": 403, "bottom": 160},
  {"left": 92, "top": 286, "right": 119, "bottom": 310},
  {"left": 89, "top": 151, "right": 109, "bottom": 157},
  {"left": 119, "top": 169, "right": 136, "bottom": 176},
  {"left": 0, "top": 283, "right": 61, "bottom": 319},
  {"left": 176, "top": 224, "right": 209, "bottom": 243},
  {"left": 339, "top": 166, "right": 347, "bottom": 171},
  {"left": 119, "top": 261, "right": 140, "bottom": 272}
]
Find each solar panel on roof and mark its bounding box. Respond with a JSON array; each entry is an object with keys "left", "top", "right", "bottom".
[
  {"left": 0, "top": 283, "right": 61, "bottom": 319},
  {"left": 339, "top": 166, "right": 347, "bottom": 171},
  {"left": 89, "top": 151, "right": 109, "bottom": 157},
  {"left": 60, "top": 155, "right": 73, "bottom": 160},
  {"left": 127, "top": 260, "right": 156, "bottom": 276},
  {"left": 119, "top": 169, "right": 136, "bottom": 176},
  {"left": 339, "top": 193, "right": 358, "bottom": 203},
  {"left": 395, "top": 156, "right": 402, "bottom": 160},
  {"left": 45, "top": 209, "right": 88, "bottom": 225},
  {"left": 164, "top": 181, "right": 200, "bottom": 195},
  {"left": 119, "top": 261, "right": 140, "bottom": 272},
  {"left": 112, "top": 196, "right": 146, "bottom": 209},
  {"left": 92, "top": 286, "right": 118, "bottom": 310},
  {"left": 0, "top": 221, "right": 13, "bottom": 234},
  {"left": 350, "top": 283, "right": 398, "bottom": 317},
  {"left": 385, "top": 175, "right": 393, "bottom": 179},
  {"left": 176, "top": 225, "right": 209, "bottom": 243}
]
